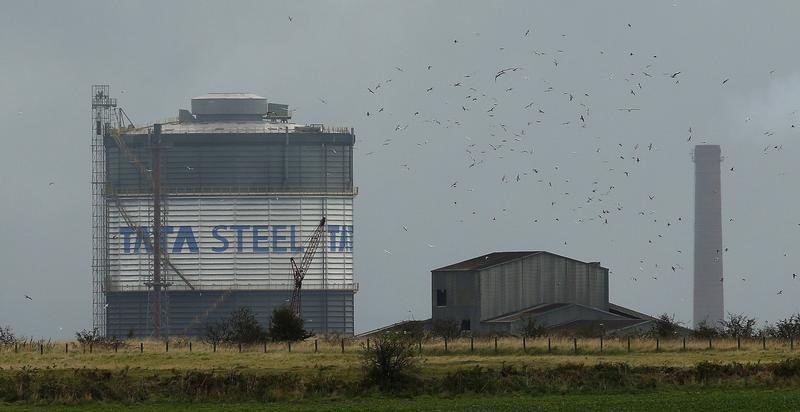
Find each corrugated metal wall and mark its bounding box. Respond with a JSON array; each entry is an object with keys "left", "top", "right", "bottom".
[
  {"left": 478, "top": 254, "right": 608, "bottom": 321},
  {"left": 102, "top": 129, "right": 356, "bottom": 336},
  {"left": 107, "top": 195, "right": 353, "bottom": 292},
  {"left": 106, "top": 290, "right": 353, "bottom": 337},
  {"left": 106, "top": 133, "right": 354, "bottom": 194}
]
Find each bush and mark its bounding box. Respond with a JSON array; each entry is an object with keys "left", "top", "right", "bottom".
[
  {"left": 520, "top": 319, "right": 547, "bottom": 338},
  {"left": 651, "top": 313, "right": 682, "bottom": 338},
  {"left": 0, "top": 325, "right": 17, "bottom": 345},
  {"left": 430, "top": 319, "right": 460, "bottom": 339},
  {"left": 772, "top": 313, "right": 800, "bottom": 339},
  {"left": 75, "top": 328, "right": 125, "bottom": 348},
  {"left": 361, "top": 332, "right": 419, "bottom": 390},
  {"left": 718, "top": 313, "right": 757, "bottom": 338},
  {"left": 268, "top": 306, "right": 312, "bottom": 342},
  {"left": 203, "top": 307, "right": 268, "bottom": 345},
  {"left": 693, "top": 320, "right": 720, "bottom": 338}
]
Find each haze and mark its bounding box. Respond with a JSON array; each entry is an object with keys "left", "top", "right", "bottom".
[{"left": 1, "top": 1, "right": 799, "bottom": 338}]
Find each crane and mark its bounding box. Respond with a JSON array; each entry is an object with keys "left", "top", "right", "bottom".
[{"left": 289, "top": 217, "right": 327, "bottom": 316}]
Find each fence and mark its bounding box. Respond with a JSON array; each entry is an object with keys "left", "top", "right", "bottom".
[{"left": 0, "top": 336, "right": 796, "bottom": 356}]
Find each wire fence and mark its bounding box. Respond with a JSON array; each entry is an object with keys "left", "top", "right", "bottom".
[{"left": 0, "top": 336, "right": 796, "bottom": 356}]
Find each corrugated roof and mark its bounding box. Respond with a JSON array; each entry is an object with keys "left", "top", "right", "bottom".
[
  {"left": 433, "top": 251, "right": 541, "bottom": 271},
  {"left": 433, "top": 251, "right": 607, "bottom": 272},
  {"left": 482, "top": 303, "right": 570, "bottom": 323}
]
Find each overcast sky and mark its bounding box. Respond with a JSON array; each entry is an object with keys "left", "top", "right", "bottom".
[{"left": 2, "top": 1, "right": 800, "bottom": 338}]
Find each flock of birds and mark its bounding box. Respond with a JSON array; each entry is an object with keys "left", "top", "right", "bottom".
[
  {"left": 14, "top": 18, "right": 796, "bottom": 317},
  {"left": 321, "top": 22, "right": 800, "bottom": 311}
]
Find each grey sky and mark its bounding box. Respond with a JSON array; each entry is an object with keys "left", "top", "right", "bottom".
[{"left": 1, "top": 1, "right": 800, "bottom": 338}]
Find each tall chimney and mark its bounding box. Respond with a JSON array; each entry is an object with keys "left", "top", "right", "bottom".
[{"left": 693, "top": 145, "right": 724, "bottom": 328}]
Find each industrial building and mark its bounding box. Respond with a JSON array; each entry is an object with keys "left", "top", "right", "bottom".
[
  {"left": 693, "top": 145, "right": 724, "bottom": 328},
  {"left": 431, "top": 251, "right": 661, "bottom": 336},
  {"left": 91, "top": 86, "right": 356, "bottom": 338}
]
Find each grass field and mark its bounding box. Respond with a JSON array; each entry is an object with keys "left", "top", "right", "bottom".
[
  {"left": 2, "top": 388, "right": 800, "bottom": 411},
  {"left": 1, "top": 336, "right": 796, "bottom": 374},
  {"left": 2, "top": 337, "right": 800, "bottom": 410}
]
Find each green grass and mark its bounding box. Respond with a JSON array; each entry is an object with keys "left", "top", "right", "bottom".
[
  {"left": 1, "top": 337, "right": 796, "bottom": 376},
  {"left": 2, "top": 339, "right": 800, "bottom": 409},
  {"left": 3, "top": 388, "right": 800, "bottom": 411}
]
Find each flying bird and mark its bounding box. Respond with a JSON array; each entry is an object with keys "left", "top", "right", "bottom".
[
  {"left": 495, "top": 67, "right": 522, "bottom": 81},
  {"left": 25, "top": 295, "right": 32, "bottom": 300}
]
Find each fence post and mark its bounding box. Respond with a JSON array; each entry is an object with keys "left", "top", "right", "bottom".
[
  {"left": 418, "top": 339, "right": 422, "bottom": 354},
  {"left": 600, "top": 336, "right": 603, "bottom": 352},
  {"left": 65, "top": 343, "right": 68, "bottom": 354},
  {"left": 14, "top": 343, "right": 17, "bottom": 353},
  {"left": 548, "top": 337, "right": 551, "bottom": 353},
  {"left": 238, "top": 343, "right": 242, "bottom": 353},
  {"left": 444, "top": 336, "right": 448, "bottom": 352},
  {"left": 114, "top": 343, "right": 118, "bottom": 353},
  {"left": 708, "top": 338, "right": 712, "bottom": 349},
  {"left": 656, "top": 338, "right": 659, "bottom": 351},
  {"left": 39, "top": 343, "right": 43, "bottom": 355},
  {"left": 683, "top": 337, "right": 686, "bottom": 351},
  {"left": 89, "top": 343, "right": 93, "bottom": 354},
  {"left": 627, "top": 337, "right": 631, "bottom": 353},
  {"left": 494, "top": 336, "right": 498, "bottom": 354},
  {"left": 213, "top": 342, "right": 216, "bottom": 353},
  {"left": 264, "top": 342, "right": 267, "bottom": 353},
  {"left": 470, "top": 336, "right": 474, "bottom": 352},
  {"left": 288, "top": 342, "right": 292, "bottom": 353},
  {"left": 140, "top": 342, "right": 143, "bottom": 353},
  {"left": 762, "top": 335, "right": 766, "bottom": 350},
  {"left": 791, "top": 336, "right": 794, "bottom": 350},
  {"left": 523, "top": 337, "right": 527, "bottom": 353},
  {"left": 737, "top": 336, "right": 741, "bottom": 350},
  {"left": 314, "top": 339, "right": 318, "bottom": 353},
  {"left": 367, "top": 338, "right": 370, "bottom": 350},
  {"left": 165, "top": 341, "right": 168, "bottom": 353},
  {"left": 189, "top": 342, "right": 192, "bottom": 353},
  {"left": 341, "top": 338, "right": 345, "bottom": 353}
]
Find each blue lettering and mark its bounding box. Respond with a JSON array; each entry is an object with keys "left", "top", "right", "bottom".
[
  {"left": 328, "top": 225, "right": 340, "bottom": 252},
  {"left": 172, "top": 226, "right": 199, "bottom": 253},
  {"left": 272, "top": 225, "right": 288, "bottom": 253},
  {"left": 252, "top": 225, "right": 269, "bottom": 253},
  {"left": 134, "top": 227, "right": 152, "bottom": 254},
  {"left": 290, "top": 225, "right": 302, "bottom": 253},
  {"left": 229, "top": 225, "right": 249, "bottom": 253},
  {"left": 120, "top": 227, "right": 137, "bottom": 254},
  {"left": 212, "top": 225, "right": 229, "bottom": 252},
  {"left": 158, "top": 226, "right": 175, "bottom": 252}
]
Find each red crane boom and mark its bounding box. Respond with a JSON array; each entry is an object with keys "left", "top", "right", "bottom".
[{"left": 289, "top": 217, "right": 327, "bottom": 316}]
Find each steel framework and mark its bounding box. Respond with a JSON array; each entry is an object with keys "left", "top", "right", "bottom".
[{"left": 91, "top": 85, "right": 116, "bottom": 334}]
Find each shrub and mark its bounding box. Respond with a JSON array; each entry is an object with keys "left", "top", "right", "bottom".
[
  {"left": 268, "top": 306, "right": 312, "bottom": 342},
  {"left": 430, "top": 319, "right": 460, "bottom": 339},
  {"left": 361, "top": 332, "right": 419, "bottom": 390},
  {"left": 718, "top": 312, "right": 757, "bottom": 338},
  {"left": 693, "top": 320, "right": 720, "bottom": 338},
  {"left": 772, "top": 313, "right": 800, "bottom": 339},
  {"left": 519, "top": 318, "right": 547, "bottom": 338},
  {"left": 651, "top": 313, "right": 682, "bottom": 338},
  {"left": 203, "top": 307, "right": 268, "bottom": 345},
  {"left": 75, "top": 328, "right": 125, "bottom": 348},
  {"left": 0, "top": 325, "right": 18, "bottom": 345}
]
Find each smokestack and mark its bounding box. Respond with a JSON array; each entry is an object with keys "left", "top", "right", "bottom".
[{"left": 693, "top": 145, "right": 724, "bottom": 328}]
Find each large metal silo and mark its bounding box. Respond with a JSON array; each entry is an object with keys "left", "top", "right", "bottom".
[{"left": 93, "top": 90, "right": 356, "bottom": 337}]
